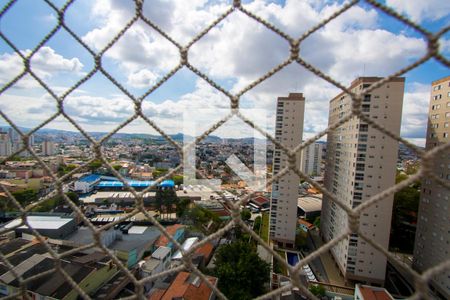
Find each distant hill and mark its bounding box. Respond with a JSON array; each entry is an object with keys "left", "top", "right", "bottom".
[{"left": 0, "top": 126, "right": 258, "bottom": 144}]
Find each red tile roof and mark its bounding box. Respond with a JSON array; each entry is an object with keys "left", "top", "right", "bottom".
[
  {"left": 148, "top": 288, "right": 166, "bottom": 300},
  {"left": 151, "top": 272, "right": 217, "bottom": 300},
  {"left": 155, "top": 224, "right": 185, "bottom": 248},
  {"left": 358, "top": 285, "right": 393, "bottom": 300},
  {"left": 251, "top": 196, "right": 269, "bottom": 206},
  {"left": 195, "top": 242, "right": 214, "bottom": 262}
]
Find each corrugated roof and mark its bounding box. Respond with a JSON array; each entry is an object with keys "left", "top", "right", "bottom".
[
  {"left": 173, "top": 237, "right": 199, "bottom": 260},
  {"left": 4, "top": 215, "right": 73, "bottom": 230}
]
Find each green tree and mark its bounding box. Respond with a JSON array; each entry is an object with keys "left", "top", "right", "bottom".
[
  {"left": 395, "top": 171, "right": 408, "bottom": 184},
  {"left": 172, "top": 175, "right": 183, "bottom": 185},
  {"left": 214, "top": 241, "right": 270, "bottom": 300},
  {"left": 390, "top": 183, "right": 420, "bottom": 253},
  {"left": 176, "top": 198, "right": 191, "bottom": 218},
  {"left": 309, "top": 284, "right": 326, "bottom": 297},
  {"left": 11, "top": 189, "right": 38, "bottom": 206},
  {"left": 88, "top": 159, "right": 102, "bottom": 172},
  {"left": 155, "top": 188, "right": 179, "bottom": 219},
  {"left": 313, "top": 216, "right": 320, "bottom": 228},
  {"left": 240, "top": 208, "right": 251, "bottom": 222},
  {"left": 253, "top": 216, "right": 262, "bottom": 232},
  {"left": 153, "top": 168, "right": 168, "bottom": 178}
]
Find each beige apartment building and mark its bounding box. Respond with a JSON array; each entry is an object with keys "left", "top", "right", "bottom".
[
  {"left": 300, "top": 142, "right": 324, "bottom": 176},
  {"left": 270, "top": 93, "right": 305, "bottom": 248},
  {"left": 413, "top": 75, "right": 450, "bottom": 299},
  {"left": 321, "top": 77, "right": 405, "bottom": 285}
]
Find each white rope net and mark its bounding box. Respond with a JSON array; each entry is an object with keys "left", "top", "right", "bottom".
[{"left": 0, "top": 0, "right": 449, "bottom": 299}]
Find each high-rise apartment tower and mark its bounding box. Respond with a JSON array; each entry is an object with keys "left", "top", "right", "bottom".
[
  {"left": 300, "top": 142, "right": 324, "bottom": 176},
  {"left": 321, "top": 77, "right": 405, "bottom": 285},
  {"left": 270, "top": 93, "right": 305, "bottom": 248},
  {"left": 413, "top": 75, "right": 450, "bottom": 299}
]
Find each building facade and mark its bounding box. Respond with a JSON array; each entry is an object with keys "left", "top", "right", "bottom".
[
  {"left": 42, "top": 140, "right": 56, "bottom": 156},
  {"left": 321, "top": 77, "right": 405, "bottom": 285},
  {"left": 413, "top": 75, "right": 450, "bottom": 299},
  {"left": 300, "top": 142, "right": 323, "bottom": 176},
  {"left": 0, "top": 132, "right": 12, "bottom": 157},
  {"left": 270, "top": 93, "right": 305, "bottom": 248}
]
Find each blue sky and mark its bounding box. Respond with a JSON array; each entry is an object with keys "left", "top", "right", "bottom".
[{"left": 0, "top": 0, "right": 449, "bottom": 146}]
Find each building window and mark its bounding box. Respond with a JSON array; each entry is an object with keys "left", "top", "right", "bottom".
[
  {"left": 431, "top": 114, "right": 440, "bottom": 119},
  {"left": 433, "top": 85, "right": 441, "bottom": 91},
  {"left": 432, "top": 104, "right": 441, "bottom": 110},
  {"left": 446, "top": 112, "right": 450, "bottom": 118},
  {"left": 444, "top": 133, "right": 449, "bottom": 138},
  {"left": 359, "top": 124, "right": 369, "bottom": 132}
]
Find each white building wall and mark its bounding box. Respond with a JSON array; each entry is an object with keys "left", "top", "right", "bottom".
[
  {"left": 321, "top": 77, "right": 404, "bottom": 285},
  {"left": 300, "top": 142, "right": 323, "bottom": 176},
  {"left": 413, "top": 76, "right": 450, "bottom": 299},
  {"left": 269, "top": 93, "right": 305, "bottom": 247}
]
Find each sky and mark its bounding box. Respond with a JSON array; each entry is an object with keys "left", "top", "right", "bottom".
[{"left": 0, "top": 0, "right": 449, "bottom": 146}]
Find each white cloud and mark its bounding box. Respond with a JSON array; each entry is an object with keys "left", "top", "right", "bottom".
[
  {"left": 0, "top": 46, "right": 83, "bottom": 89},
  {"left": 1, "top": 0, "right": 437, "bottom": 147},
  {"left": 400, "top": 82, "right": 431, "bottom": 139},
  {"left": 386, "top": 0, "right": 450, "bottom": 23},
  {"left": 127, "top": 69, "right": 159, "bottom": 88}
]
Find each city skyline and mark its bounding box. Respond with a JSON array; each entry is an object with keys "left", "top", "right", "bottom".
[{"left": 0, "top": 0, "right": 449, "bottom": 146}]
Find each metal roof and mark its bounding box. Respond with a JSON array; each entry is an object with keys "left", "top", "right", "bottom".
[
  {"left": 96, "top": 179, "right": 175, "bottom": 188},
  {"left": 4, "top": 215, "right": 73, "bottom": 230},
  {"left": 173, "top": 237, "right": 199, "bottom": 260}
]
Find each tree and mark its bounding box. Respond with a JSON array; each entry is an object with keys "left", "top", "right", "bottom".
[
  {"left": 176, "top": 198, "right": 191, "bottom": 218},
  {"left": 214, "top": 241, "right": 270, "bottom": 300},
  {"left": 11, "top": 189, "right": 38, "bottom": 207},
  {"left": 88, "top": 159, "right": 102, "bottom": 172},
  {"left": 155, "top": 188, "right": 179, "bottom": 219},
  {"left": 395, "top": 171, "right": 408, "bottom": 184},
  {"left": 172, "top": 175, "right": 183, "bottom": 185},
  {"left": 253, "top": 216, "right": 262, "bottom": 233},
  {"left": 313, "top": 216, "right": 320, "bottom": 228},
  {"left": 390, "top": 183, "right": 420, "bottom": 253},
  {"left": 240, "top": 208, "right": 251, "bottom": 222},
  {"left": 309, "top": 284, "right": 326, "bottom": 297}
]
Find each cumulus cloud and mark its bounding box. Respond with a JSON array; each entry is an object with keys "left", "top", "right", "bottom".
[
  {"left": 127, "top": 69, "right": 159, "bottom": 88},
  {"left": 1, "top": 0, "right": 439, "bottom": 145},
  {"left": 0, "top": 46, "right": 84, "bottom": 89},
  {"left": 400, "top": 82, "right": 431, "bottom": 139},
  {"left": 386, "top": 0, "right": 450, "bottom": 23}
]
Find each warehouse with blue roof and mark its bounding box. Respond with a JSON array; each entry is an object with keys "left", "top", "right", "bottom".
[{"left": 74, "top": 174, "right": 174, "bottom": 194}]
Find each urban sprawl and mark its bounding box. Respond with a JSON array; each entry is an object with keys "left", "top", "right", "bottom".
[{"left": 0, "top": 76, "right": 449, "bottom": 300}]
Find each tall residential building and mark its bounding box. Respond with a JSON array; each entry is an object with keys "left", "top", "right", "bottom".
[
  {"left": 0, "top": 131, "right": 12, "bottom": 157},
  {"left": 300, "top": 142, "right": 323, "bottom": 176},
  {"left": 269, "top": 93, "right": 305, "bottom": 248},
  {"left": 321, "top": 77, "right": 405, "bottom": 285},
  {"left": 413, "top": 75, "right": 450, "bottom": 299},
  {"left": 41, "top": 140, "right": 56, "bottom": 156}
]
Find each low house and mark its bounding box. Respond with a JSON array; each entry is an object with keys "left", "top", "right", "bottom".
[
  {"left": 148, "top": 271, "right": 218, "bottom": 300},
  {"left": 153, "top": 224, "right": 186, "bottom": 254},
  {"left": 141, "top": 246, "right": 172, "bottom": 291},
  {"left": 0, "top": 239, "right": 118, "bottom": 300}
]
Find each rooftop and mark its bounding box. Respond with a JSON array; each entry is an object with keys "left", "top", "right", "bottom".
[
  {"left": 155, "top": 224, "right": 185, "bottom": 248},
  {"left": 152, "top": 246, "right": 171, "bottom": 260},
  {"left": 297, "top": 195, "right": 322, "bottom": 213},
  {"left": 4, "top": 215, "right": 74, "bottom": 230},
  {"left": 173, "top": 237, "right": 199, "bottom": 260},
  {"left": 96, "top": 179, "right": 175, "bottom": 188},
  {"left": 149, "top": 271, "right": 217, "bottom": 300},
  {"left": 78, "top": 174, "right": 102, "bottom": 183},
  {"left": 356, "top": 284, "right": 394, "bottom": 300}
]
